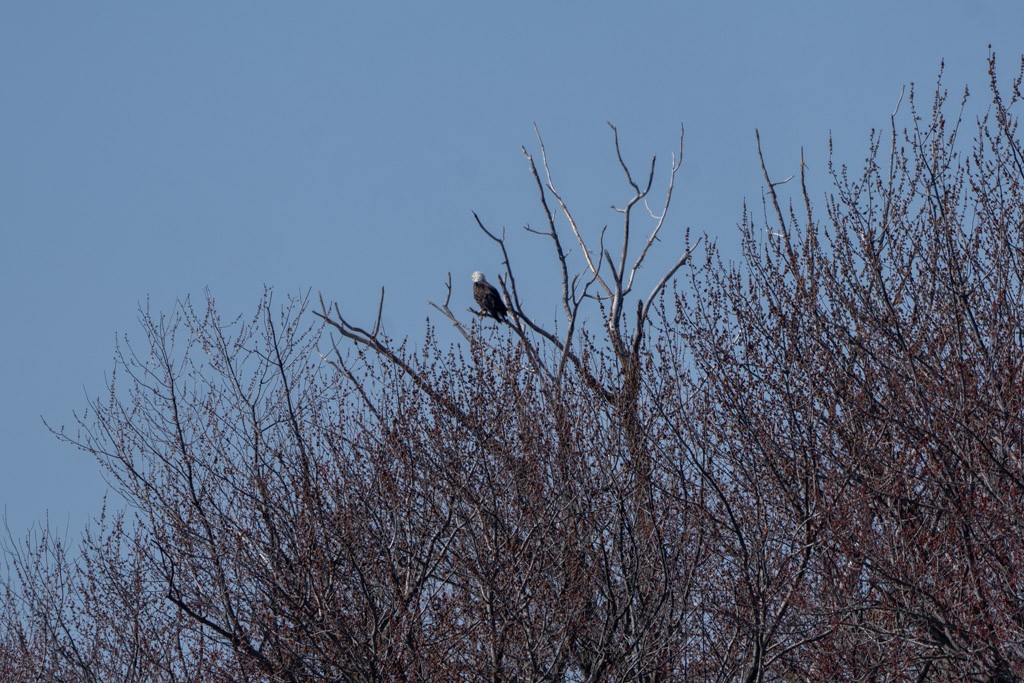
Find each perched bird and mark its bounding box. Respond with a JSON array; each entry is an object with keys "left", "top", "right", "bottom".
[{"left": 471, "top": 271, "right": 508, "bottom": 323}]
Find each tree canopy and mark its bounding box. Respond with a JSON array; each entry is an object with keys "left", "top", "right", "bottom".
[{"left": 4, "top": 56, "right": 1024, "bottom": 682}]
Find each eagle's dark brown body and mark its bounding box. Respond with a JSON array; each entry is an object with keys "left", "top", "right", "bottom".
[{"left": 471, "top": 272, "right": 508, "bottom": 323}]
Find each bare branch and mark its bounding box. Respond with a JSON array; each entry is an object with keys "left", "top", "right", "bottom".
[
  {"left": 534, "top": 124, "right": 612, "bottom": 296},
  {"left": 428, "top": 272, "right": 473, "bottom": 343},
  {"left": 756, "top": 128, "right": 792, "bottom": 234},
  {"left": 523, "top": 142, "right": 575, "bottom": 323},
  {"left": 640, "top": 233, "right": 703, "bottom": 325},
  {"left": 626, "top": 125, "right": 685, "bottom": 295}
]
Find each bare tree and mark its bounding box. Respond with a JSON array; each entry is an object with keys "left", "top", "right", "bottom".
[
  {"left": 3, "top": 56, "right": 1024, "bottom": 682},
  {"left": 664, "top": 54, "right": 1024, "bottom": 681},
  {"left": 1, "top": 509, "right": 222, "bottom": 682}
]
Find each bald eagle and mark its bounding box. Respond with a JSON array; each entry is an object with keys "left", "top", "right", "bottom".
[{"left": 471, "top": 272, "right": 508, "bottom": 323}]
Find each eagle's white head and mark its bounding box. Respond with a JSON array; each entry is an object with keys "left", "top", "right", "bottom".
[{"left": 471, "top": 271, "right": 487, "bottom": 284}]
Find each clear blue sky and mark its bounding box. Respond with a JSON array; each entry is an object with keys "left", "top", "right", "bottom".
[{"left": 2, "top": 2, "right": 1021, "bottom": 537}]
